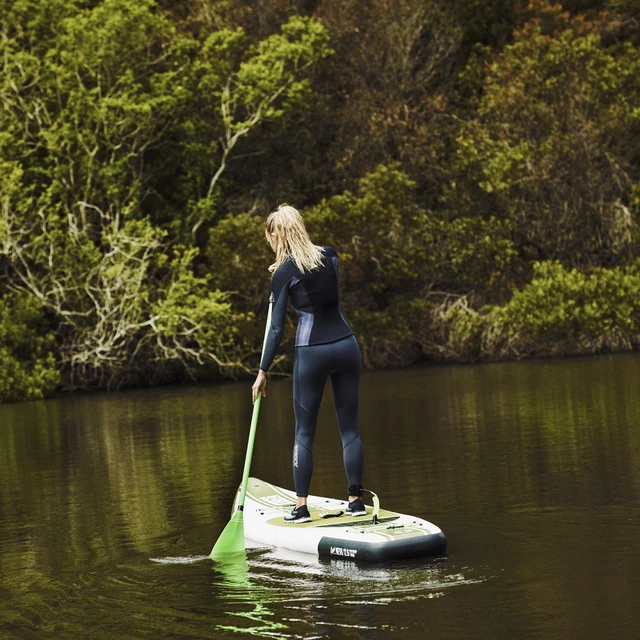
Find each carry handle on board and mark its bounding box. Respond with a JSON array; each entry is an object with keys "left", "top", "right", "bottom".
[{"left": 366, "top": 489, "right": 381, "bottom": 524}]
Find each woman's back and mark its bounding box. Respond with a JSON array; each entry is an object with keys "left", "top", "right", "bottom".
[{"left": 261, "top": 246, "right": 352, "bottom": 371}]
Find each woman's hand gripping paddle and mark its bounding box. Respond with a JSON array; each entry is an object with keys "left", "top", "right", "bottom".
[{"left": 210, "top": 300, "right": 273, "bottom": 560}]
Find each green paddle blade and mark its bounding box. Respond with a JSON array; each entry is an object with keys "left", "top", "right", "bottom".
[{"left": 210, "top": 510, "right": 246, "bottom": 560}]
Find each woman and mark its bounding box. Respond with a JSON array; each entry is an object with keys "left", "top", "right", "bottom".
[{"left": 251, "top": 205, "right": 366, "bottom": 523}]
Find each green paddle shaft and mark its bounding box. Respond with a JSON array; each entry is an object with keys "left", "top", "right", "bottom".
[
  {"left": 236, "top": 392, "right": 262, "bottom": 509},
  {"left": 230, "top": 299, "right": 273, "bottom": 507},
  {"left": 210, "top": 299, "right": 272, "bottom": 559}
]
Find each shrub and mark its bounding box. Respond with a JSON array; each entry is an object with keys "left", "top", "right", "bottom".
[{"left": 0, "top": 292, "right": 59, "bottom": 403}]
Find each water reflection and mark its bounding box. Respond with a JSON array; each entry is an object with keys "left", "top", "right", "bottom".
[
  {"left": 147, "top": 546, "right": 476, "bottom": 638},
  {"left": 1, "top": 354, "right": 640, "bottom": 638},
  {"left": 207, "top": 548, "right": 476, "bottom": 638}
]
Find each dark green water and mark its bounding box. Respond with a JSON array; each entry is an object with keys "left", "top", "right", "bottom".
[{"left": 1, "top": 354, "right": 640, "bottom": 639}]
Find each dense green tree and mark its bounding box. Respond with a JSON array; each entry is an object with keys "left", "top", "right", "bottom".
[
  {"left": 0, "top": 292, "right": 59, "bottom": 402},
  {"left": 0, "top": 0, "right": 330, "bottom": 396},
  {"left": 445, "top": 3, "right": 640, "bottom": 270},
  {"left": 440, "top": 260, "right": 640, "bottom": 361},
  {"left": 1, "top": 0, "right": 639, "bottom": 401},
  {"left": 160, "top": 13, "right": 331, "bottom": 241}
]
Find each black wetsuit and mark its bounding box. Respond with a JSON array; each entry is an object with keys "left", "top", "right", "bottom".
[{"left": 260, "top": 246, "right": 364, "bottom": 497}]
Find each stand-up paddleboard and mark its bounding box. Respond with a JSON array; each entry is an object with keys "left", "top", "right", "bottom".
[{"left": 233, "top": 478, "right": 447, "bottom": 562}]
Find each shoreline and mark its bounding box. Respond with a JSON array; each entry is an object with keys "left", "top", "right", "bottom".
[{"left": 3, "top": 347, "right": 638, "bottom": 407}]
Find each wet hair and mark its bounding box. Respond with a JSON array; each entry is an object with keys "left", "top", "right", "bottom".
[{"left": 265, "top": 205, "right": 324, "bottom": 273}]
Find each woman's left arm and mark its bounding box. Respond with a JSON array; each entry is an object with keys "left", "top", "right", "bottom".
[{"left": 252, "top": 270, "right": 291, "bottom": 403}]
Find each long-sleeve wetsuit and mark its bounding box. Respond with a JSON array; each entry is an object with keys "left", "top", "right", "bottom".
[{"left": 260, "top": 246, "right": 364, "bottom": 497}]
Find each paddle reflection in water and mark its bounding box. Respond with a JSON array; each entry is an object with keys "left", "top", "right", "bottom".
[
  {"left": 209, "top": 546, "right": 478, "bottom": 638},
  {"left": 152, "top": 545, "right": 480, "bottom": 638}
]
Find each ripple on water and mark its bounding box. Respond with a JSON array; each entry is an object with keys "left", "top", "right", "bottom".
[
  {"left": 202, "top": 547, "right": 486, "bottom": 638},
  {"left": 213, "top": 549, "right": 484, "bottom": 605},
  {"left": 149, "top": 555, "right": 211, "bottom": 565},
  {"left": 144, "top": 546, "right": 485, "bottom": 638}
]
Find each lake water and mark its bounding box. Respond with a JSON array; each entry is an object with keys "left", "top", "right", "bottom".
[{"left": 1, "top": 354, "right": 639, "bottom": 639}]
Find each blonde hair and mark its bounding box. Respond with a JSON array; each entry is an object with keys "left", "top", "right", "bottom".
[{"left": 265, "top": 205, "right": 324, "bottom": 273}]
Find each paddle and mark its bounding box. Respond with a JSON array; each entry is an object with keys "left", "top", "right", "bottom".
[{"left": 210, "top": 299, "right": 273, "bottom": 560}]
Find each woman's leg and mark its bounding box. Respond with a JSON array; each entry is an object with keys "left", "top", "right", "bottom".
[
  {"left": 330, "top": 335, "right": 364, "bottom": 492},
  {"left": 293, "top": 346, "right": 330, "bottom": 500}
]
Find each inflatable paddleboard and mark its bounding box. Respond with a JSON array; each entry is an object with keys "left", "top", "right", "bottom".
[{"left": 233, "top": 478, "right": 447, "bottom": 562}]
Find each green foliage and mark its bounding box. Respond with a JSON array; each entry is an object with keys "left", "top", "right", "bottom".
[
  {"left": 203, "top": 212, "right": 274, "bottom": 364},
  {"left": 350, "top": 298, "right": 433, "bottom": 369},
  {"left": 176, "top": 15, "right": 333, "bottom": 238},
  {"left": 234, "top": 16, "right": 332, "bottom": 119},
  {"left": 306, "top": 164, "right": 432, "bottom": 308},
  {"left": 0, "top": 1, "right": 329, "bottom": 391},
  {"left": 440, "top": 260, "right": 640, "bottom": 361},
  {"left": 446, "top": 8, "right": 640, "bottom": 266},
  {"left": 495, "top": 261, "right": 640, "bottom": 351},
  {"left": 206, "top": 212, "right": 271, "bottom": 307},
  {"left": 436, "top": 298, "right": 488, "bottom": 361},
  {"left": 433, "top": 216, "right": 519, "bottom": 294},
  {"left": 150, "top": 247, "right": 252, "bottom": 376},
  {"left": 304, "top": 164, "right": 517, "bottom": 365},
  {"left": 0, "top": 292, "right": 59, "bottom": 403},
  {"left": 1, "top": 0, "right": 640, "bottom": 398}
]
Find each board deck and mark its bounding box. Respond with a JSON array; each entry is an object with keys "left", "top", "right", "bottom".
[{"left": 234, "top": 478, "right": 447, "bottom": 562}]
